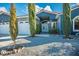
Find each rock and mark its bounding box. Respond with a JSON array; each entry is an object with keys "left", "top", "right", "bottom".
[
  {"left": 1, "top": 50, "right": 7, "bottom": 55},
  {"left": 22, "top": 47, "right": 25, "bottom": 50},
  {"left": 13, "top": 49, "right": 18, "bottom": 53},
  {"left": 18, "top": 48, "right": 22, "bottom": 53},
  {"left": 63, "top": 42, "right": 72, "bottom": 49}
]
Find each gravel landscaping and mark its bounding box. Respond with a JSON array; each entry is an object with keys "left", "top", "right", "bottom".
[{"left": 0, "top": 34, "right": 79, "bottom": 56}]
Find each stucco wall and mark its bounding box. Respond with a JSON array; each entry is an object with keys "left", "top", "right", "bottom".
[{"left": 71, "top": 8, "right": 79, "bottom": 20}]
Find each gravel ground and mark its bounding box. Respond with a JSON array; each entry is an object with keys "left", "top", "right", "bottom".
[
  {"left": 8, "top": 42, "right": 77, "bottom": 56},
  {"left": 0, "top": 34, "right": 79, "bottom": 56}
]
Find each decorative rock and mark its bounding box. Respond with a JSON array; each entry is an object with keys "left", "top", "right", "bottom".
[
  {"left": 63, "top": 42, "right": 72, "bottom": 48},
  {"left": 22, "top": 47, "right": 25, "bottom": 50},
  {"left": 18, "top": 48, "right": 22, "bottom": 53},
  {"left": 1, "top": 50, "right": 7, "bottom": 55},
  {"left": 13, "top": 49, "right": 18, "bottom": 53}
]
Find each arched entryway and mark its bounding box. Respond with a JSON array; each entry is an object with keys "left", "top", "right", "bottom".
[
  {"left": 38, "top": 16, "right": 50, "bottom": 33},
  {"left": 73, "top": 16, "right": 79, "bottom": 32}
]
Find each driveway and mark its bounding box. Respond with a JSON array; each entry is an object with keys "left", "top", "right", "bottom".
[{"left": 0, "top": 34, "right": 79, "bottom": 56}]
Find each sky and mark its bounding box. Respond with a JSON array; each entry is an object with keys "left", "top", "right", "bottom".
[{"left": 0, "top": 3, "right": 77, "bottom": 16}]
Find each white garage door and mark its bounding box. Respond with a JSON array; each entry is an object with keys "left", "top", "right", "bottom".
[
  {"left": 0, "top": 22, "right": 30, "bottom": 35},
  {"left": 18, "top": 21, "right": 30, "bottom": 35},
  {"left": 0, "top": 23, "right": 10, "bottom": 34}
]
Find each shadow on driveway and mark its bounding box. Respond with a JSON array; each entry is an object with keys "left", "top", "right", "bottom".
[{"left": 0, "top": 34, "right": 79, "bottom": 50}]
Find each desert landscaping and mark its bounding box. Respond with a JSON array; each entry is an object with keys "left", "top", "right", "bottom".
[{"left": 0, "top": 34, "right": 79, "bottom": 56}]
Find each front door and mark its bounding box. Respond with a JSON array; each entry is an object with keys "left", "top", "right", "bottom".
[{"left": 42, "top": 23, "right": 49, "bottom": 33}]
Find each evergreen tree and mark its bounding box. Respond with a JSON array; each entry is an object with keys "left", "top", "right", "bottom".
[
  {"left": 28, "top": 3, "right": 36, "bottom": 36},
  {"left": 36, "top": 22, "right": 41, "bottom": 34},
  {"left": 63, "top": 3, "right": 71, "bottom": 37},
  {"left": 10, "top": 3, "right": 18, "bottom": 45}
]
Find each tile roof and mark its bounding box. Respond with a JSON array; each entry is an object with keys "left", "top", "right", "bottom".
[{"left": 36, "top": 8, "right": 61, "bottom": 15}]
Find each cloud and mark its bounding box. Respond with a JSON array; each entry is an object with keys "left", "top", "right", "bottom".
[
  {"left": 35, "top": 5, "right": 43, "bottom": 13},
  {"left": 22, "top": 5, "right": 41, "bottom": 14},
  {"left": 26, "top": 7, "right": 28, "bottom": 13},
  {"left": 44, "top": 5, "right": 52, "bottom": 12},
  {"left": 24, "top": 5, "right": 43, "bottom": 14},
  {"left": 35, "top": 5, "right": 52, "bottom": 13},
  {"left": 20, "top": 6, "right": 28, "bottom": 15},
  {"left": 24, "top": 5, "right": 52, "bottom": 14},
  {"left": 0, "top": 7, "right": 7, "bottom": 12}
]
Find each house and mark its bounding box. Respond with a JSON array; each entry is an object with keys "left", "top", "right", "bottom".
[
  {"left": 36, "top": 5, "right": 79, "bottom": 35},
  {"left": 0, "top": 11, "right": 30, "bottom": 35},
  {"left": 0, "top": 7, "right": 61, "bottom": 35},
  {"left": 60, "top": 5, "right": 79, "bottom": 35},
  {"left": 36, "top": 9, "right": 61, "bottom": 34},
  {"left": 0, "top": 5, "right": 79, "bottom": 35},
  {"left": 71, "top": 6, "right": 79, "bottom": 35}
]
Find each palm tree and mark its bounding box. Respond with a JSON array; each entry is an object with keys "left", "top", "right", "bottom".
[
  {"left": 28, "top": 3, "right": 36, "bottom": 36},
  {"left": 63, "top": 3, "right": 71, "bottom": 38},
  {"left": 10, "top": 3, "right": 18, "bottom": 45}
]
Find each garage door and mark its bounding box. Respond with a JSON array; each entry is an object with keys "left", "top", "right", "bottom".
[
  {"left": 0, "top": 22, "right": 30, "bottom": 35},
  {"left": 0, "top": 23, "right": 10, "bottom": 34},
  {"left": 18, "top": 21, "right": 30, "bottom": 35}
]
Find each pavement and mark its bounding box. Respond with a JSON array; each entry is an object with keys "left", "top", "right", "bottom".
[{"left": 0, "top": 34, "right": 79, "bottom": 56}]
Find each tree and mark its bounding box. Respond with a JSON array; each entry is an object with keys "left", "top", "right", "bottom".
[
  {"left": 52, "top": 22, "right": 58, "bottom": 34},
  {"left": 63, "top": 3, "right": 71, "bottom": 37},
  {"left": 28, "top": 3, "right": 36, "bottom": 36},
  {"left": 36, "top": 21, "right": 41, "bottom": 34},
  {"left": 10, "top": 3, "right": 18, "bottom": 45}
]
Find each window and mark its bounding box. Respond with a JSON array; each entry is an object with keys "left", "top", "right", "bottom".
[
  {"left": 20, "top": 22, "right": 23, "bottom": 23},
  {"left": 75, "top": 18, "right": 79, "bottom": 30},
  {"left": 73, "top": 16, "right": 79, "bottom": 31}
]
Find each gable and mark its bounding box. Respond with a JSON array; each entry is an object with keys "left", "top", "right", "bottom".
[
  {"left": 36, "top": 11, "right": 57, "bottom": 21},
  {"left": 71, "top": 7, "right": 79, "bottom": 19}
]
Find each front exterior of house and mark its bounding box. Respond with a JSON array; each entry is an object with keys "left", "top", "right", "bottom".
[
  {"left": 60, "top": 6, "right": 79, "bottom": 35},
  {"left": 0, "top": 6, "right": 79, "bottom": 35},
  {"left": 36, "top": 9, "right": 61, "bottom": 34},
  {"left": 71, "top": 7, "right": 79, "bottom": 35},
  {"left": 0, "top": 12, "right": 30, "bottom": 35},
  {"left": 0, "top": 9, "right": 61, "bottom": 35}
]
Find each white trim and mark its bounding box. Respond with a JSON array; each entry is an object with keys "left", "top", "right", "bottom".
[
  {"left": 36, "top": 9, "right": 60, "bottom": 15},
  {"left": 17, "top": 15, "right": 28, "bottom": 18},
  {"left": 73, "top": 16, "right": 79, "bottom": 32},
  {"left": 41, "top": 20, "right": 48, "bottom": 23}
]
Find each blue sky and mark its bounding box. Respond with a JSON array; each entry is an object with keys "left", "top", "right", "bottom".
[{"left": 0, "top": 3, "right": 76, "bottom": 16}]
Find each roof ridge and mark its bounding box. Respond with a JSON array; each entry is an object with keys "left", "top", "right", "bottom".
[
  {"left": 0, "top": 11, "right": 10, "bottom": 16},
  {"left": 36, "top": 8, "right": 61, "bottom": 15},
  {"left": 71, "top": 6, "right": 79, "bottom": 11}
]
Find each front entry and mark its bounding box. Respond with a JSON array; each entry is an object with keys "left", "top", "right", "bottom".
[
  {"left": 73, "top": 16, "right": 79, "bottom": 32},
  {"left": 41, "top": 22, "right": 49, "bottom": 33}
]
